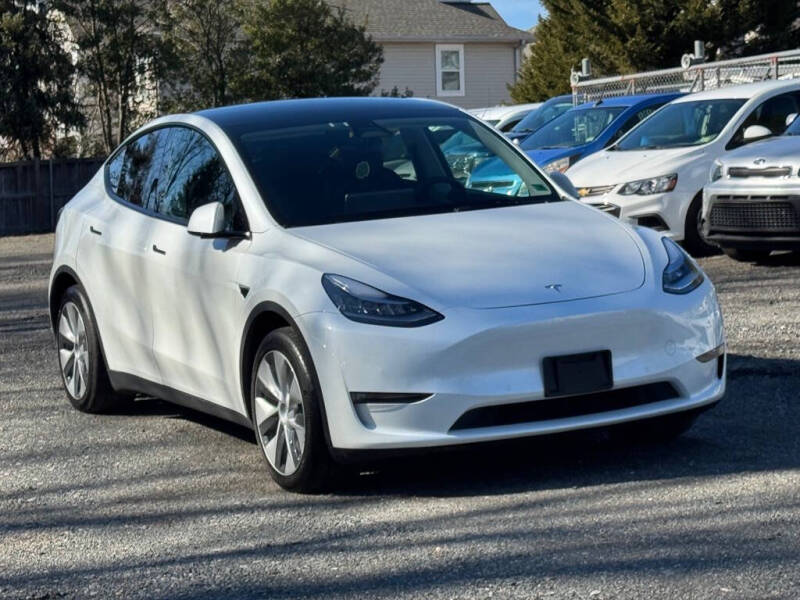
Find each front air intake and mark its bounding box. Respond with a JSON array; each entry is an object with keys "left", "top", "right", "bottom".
[{"left": 450, "top": 382, "right": 679, "bottom": 431}]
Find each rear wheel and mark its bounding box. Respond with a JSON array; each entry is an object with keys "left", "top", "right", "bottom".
[
  {"left": 56, "top": 285, "right": 120, "bottom": 413},
  {"left": 250, "top": 327, "right": 334, "bottom": 492},
  {"left": 682, "top": 194, "right": 717, "bottom": 257},
  {"left": 723, "top": 248, "right": 771, "bottom": 262}
]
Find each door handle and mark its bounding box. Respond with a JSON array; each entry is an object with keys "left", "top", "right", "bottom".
[
  {"left": 90, "top": 226, "right": 102, "bottom": 236},
  {"left": 152, "top": 244, "right": 166, "bottom": 255}
]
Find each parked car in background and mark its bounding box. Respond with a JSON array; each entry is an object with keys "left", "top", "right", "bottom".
[
  {"left": 703, "top": 112, "right": 800, "bottom": 261},
  {"left": 469, "top": 102, "right": 542, "bottom": 132},
  {"left": 568, "top": 80, "right": 800, "bottom": 255},
  {"left": 49, "top": 97, "right": 725, "bottom": 492},
  {"left": 466, "top": 93, "right": 681, "bottom": 196},
  {"left": 506, "top": 94, "right": 575, "bottom": 143}
]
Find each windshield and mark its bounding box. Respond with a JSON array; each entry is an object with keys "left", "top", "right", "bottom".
[
  {"left": 615, "top": 99, "right": 745, "bottom": 150},
  {"left": 521, "top": 106, "right": 626, "bottom": 150},
  {"left": 511, "top": 100, "right": 574, "bottom": 134},
  {"left": 231, "top": 116, "right": 559, "bottom": 227}
]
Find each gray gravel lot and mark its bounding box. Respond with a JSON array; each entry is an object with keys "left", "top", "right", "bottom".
[{"left": 1, "top": 234, "right": 798, "bottom": 599}]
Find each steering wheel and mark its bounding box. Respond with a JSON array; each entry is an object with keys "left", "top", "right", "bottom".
[{"left": 421, "top": 176, "right": 467, "bottom": 204}]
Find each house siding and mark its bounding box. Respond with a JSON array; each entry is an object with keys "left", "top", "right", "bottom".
[{"left": 376, "top": 42, "right": 518, "bottom": 109}]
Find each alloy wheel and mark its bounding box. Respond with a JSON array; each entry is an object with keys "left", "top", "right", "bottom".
[
  {"left": 254, "top": 350, "right": 307, "bottom": 476},
  {"left": 58, "top": 302, "right": 89, "bottom": 400}
]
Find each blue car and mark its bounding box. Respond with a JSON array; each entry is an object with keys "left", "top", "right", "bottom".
[
  {"left": 505, "top": 94, "right": 575, "bottom": 143},
  {"left": 467, "top": 93, "right": 683, "bottom": 196}
]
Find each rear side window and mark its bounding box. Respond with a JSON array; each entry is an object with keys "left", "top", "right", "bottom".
[
  {"left": 155, "top": 127, "right": 247, "bottom": 231},
  {"left": 108, "top": 130, "right": 171, "bottom": 208}
]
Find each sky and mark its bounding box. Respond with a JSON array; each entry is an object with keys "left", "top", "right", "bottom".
[{"left": 488, "top": 0, "right": 545, "bottom": 31}]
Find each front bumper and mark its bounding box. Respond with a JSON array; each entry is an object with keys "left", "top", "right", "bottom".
[
  {"left": 581, "top": 190, "right": 689, "bottom": 241},
  {"left": 297, "top": 280, "right": 725, "bottom": 451},
  {"left": 703, "top": 182, "right": 800, "bottom": 250}
]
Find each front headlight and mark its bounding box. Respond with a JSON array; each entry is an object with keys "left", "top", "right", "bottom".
[
  {"left": 322, "top": 274, "right": 443, "bottom": 327},
  {"left": 662, "top": 238, "right": 704, "bottom": 294},
  {"left": 619, "top": 173, "right": 678, "bottom": 195},
  {"left": 710, "top": 161, "right": 723, "bottom": 182},
  {"left": 543, "top": 155, "right": 575, "bottom": 174}
]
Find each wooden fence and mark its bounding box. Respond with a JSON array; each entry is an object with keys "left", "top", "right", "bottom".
[{"left": 0, "top": 158, "right": 105, "bottom": 236}]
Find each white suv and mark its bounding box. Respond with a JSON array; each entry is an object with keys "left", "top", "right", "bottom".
[
  {"left": 567, "top": 80, "right": 800, "bottom": 255},
  {"left": 49, "top": 98, "right": 726, "bottom": 491}
]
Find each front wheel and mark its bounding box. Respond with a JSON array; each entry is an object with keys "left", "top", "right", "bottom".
[
  {"left": 250, "top": 327, "right": 334, "bottom": 492},
  {"left": 682, "top": 194, "right": 717, "bottom": 257}
]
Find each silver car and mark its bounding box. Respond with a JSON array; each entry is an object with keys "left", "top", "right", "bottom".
[{"left": 704, "top": 114, "right": 800, "bottom": 261}]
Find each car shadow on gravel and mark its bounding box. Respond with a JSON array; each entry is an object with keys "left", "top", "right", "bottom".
[
  {"left": 90, "top": 353, "right": 800, "bottom": 498},
  {"left": 756, "top": 251, "right": 800, "bottom": 266},
  {"left": 107, "top": 396, "right": 257, "bottom": 444},
  {"left": 329, "top": 353, "right": 800, "bottom": 498}
]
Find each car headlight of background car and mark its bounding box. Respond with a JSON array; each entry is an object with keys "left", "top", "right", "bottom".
[
  {"left": 662, "top": 238, "right": 704, "bottom": 294},
  {"left": 543, "top": 155, "right": 578, "bottom": 174},
  {"left": 619, "top": 173, "right": 678, "bottom": 195},
  {"left": 710, "top": 161, "right": 723, "bottom": 182},
  {"left": 322, "top": 274, "right": 444, "bottom": 327}
]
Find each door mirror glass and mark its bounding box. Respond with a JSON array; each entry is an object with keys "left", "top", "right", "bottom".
[
  {"left": 548, "top": 171, "right": 579, "bottom": 199},
  {"left": 187, "top": 202, "right": 225, "bottom": 237},
  {"left": 742, "top": 124, "right": 772, "bottom": 142},
  {"left": 787, "top": 113, "right": 798, "bottom": 127}
]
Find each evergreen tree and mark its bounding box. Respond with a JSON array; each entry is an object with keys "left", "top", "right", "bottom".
[
  {"left": 511, "top": 0, "right": 800, "bottom": 103},
  {"left": 238, "top": 0, "right": 383, "bottom": 101},
  {"left": 0, "top": 1, "right": 83, "bottom": 159}
]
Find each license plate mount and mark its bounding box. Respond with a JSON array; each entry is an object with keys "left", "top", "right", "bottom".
[{"left": 542, "top": 350, "right": 613, "bottom": 398}]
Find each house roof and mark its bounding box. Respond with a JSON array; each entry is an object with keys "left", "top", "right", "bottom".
[{"left": 327, "top": 0, "right": 533, "bottom": 43}]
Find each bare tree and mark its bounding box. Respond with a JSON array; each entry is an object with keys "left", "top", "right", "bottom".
[
  {"left": 56, "top": 0, "right": 168, "bottom": 153},
  {"left": 162, "top": 0, "right": 246, "bottom": 111}
]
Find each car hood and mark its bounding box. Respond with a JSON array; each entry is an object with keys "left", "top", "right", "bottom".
[
  {"left": 721, "top": 135, "right": 800, "bottom": 166},
  {"left": 567, "top": 146, "right": 707, "bottom": 187},
  {"left": 289, "top": 201, "right": 645, "bottom": 310}
]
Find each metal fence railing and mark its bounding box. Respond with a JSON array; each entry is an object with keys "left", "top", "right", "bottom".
[{"left": 572, "top": 49, "right": 800, "bottom": 104}]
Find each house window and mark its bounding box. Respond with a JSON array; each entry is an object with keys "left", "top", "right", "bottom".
[{"left": 436, "top": 44, "right": 465, "bottom": 97}]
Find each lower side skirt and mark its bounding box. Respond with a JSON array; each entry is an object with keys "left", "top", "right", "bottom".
[{"left": 108, "top": 371, "right": 252, "bottom": 429}]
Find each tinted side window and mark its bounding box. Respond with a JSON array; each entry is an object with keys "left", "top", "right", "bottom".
[
  {"left": 107, "top": 149, "right": 125, "bottom": 196},
  {"left": 157, "top": 127, "right": 246, "bottom": 231},
  {"left": 112, "top": 130, "right": 170, "bottom": 208},
  {"left": 728, "top": 91, "right": 800, "bottom": 149}
]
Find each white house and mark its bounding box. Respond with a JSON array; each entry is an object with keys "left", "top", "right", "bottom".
[{"left": 330, "top": 0, "right": 533, "bottom": 108}]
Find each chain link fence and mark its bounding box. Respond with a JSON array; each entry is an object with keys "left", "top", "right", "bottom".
[{"left": 572, "top": 49, "right": 800, "bottom": 104}]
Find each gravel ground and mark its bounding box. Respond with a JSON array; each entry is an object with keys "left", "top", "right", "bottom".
[{"left": 0, "top": 234, "right": 798, "bottom": 600}]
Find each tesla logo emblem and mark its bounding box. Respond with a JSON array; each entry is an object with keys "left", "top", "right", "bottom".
[
  {"left": 754, "top": 158, "right": 766, "bottom": 165},
  {"left": 545, "top": 284, "right": 563, "bottom": 292}
]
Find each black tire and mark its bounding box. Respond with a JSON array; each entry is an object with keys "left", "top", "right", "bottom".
[
  {"left": 611, "top": 410, "right": 699, "bottom": 444},
  {"left": 682, "top": 194, "right": 717, "bottom": 257},
  {"left": 56, "top": 285, "right": 119, "bottom": 413},
  {"left": 250, "top": 327, "right": 334, "bottom": 492},
  {"left": 723, "top": 248, "right": 771, "bottom": 262}
]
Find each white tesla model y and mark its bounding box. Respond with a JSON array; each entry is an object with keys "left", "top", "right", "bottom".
[{"left": 49, "top": 98, "right": 726, "bottom": 491}]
